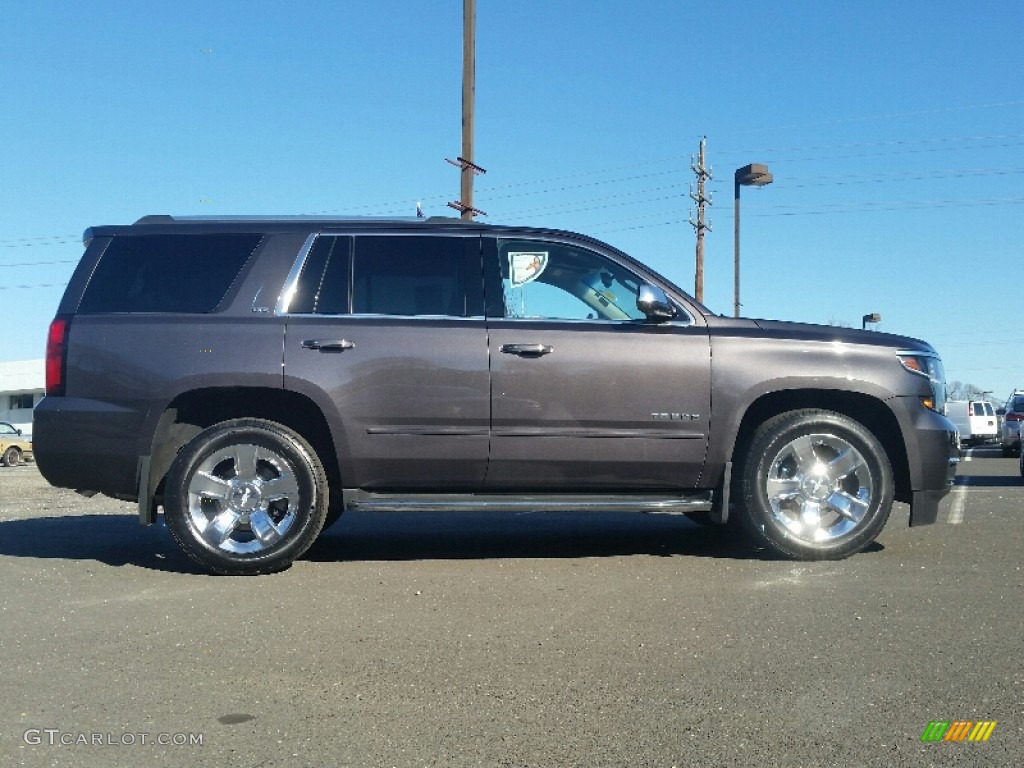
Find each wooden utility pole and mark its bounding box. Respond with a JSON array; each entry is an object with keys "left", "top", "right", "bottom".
[
  {"left": 689, "top": 138, "right": 712, "bottom": 303},
  {"left": 448, "top": 0, "right": 486, "bottom": 218},
  {"left": 461, "top": 0, "right": 476, "bottom": 219}
]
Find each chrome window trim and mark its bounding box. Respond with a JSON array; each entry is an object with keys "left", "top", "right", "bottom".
[
  {"left": 283, "top": 312, "right": 487, "bottom": 321},
  {"left": 276, "top": 233, "right": 319, "bottom": 316},
  {"left": 488, "top": 315, "right": 695, "bottom": 329}
]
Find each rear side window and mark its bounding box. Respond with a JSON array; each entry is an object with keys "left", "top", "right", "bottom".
[
  {"left": 353, "top": 236, "right": 471, "bottom": 316},
  {"left": 287, "top": 234, "right": 481, "bottom": 316},
  {"left": 78, "top": 234, "right": 262, "bottom": 314}
]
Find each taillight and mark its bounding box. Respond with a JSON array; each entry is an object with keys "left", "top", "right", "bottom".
[
  {"left": 1006, "top": 412, "right": 1024, "bottom": 423},
  {"left": 45, "top": 316, "right": 70, "bottom": 396}
]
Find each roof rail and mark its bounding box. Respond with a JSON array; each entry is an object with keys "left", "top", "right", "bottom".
[{"left": 132, "top": 214, "right": 475, "bottom": 225}]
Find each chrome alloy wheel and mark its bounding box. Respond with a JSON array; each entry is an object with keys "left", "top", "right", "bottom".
[
  {"left": 185, "top": 442, "right": 301, "bottom": 555},
  {"left": 764, "top": 432, "right": 875, "bottom": 543}
]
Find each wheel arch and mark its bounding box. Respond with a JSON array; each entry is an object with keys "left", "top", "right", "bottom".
[
  {"left": 145, "top": 387, "right": 338, "bottom": 518},
  {"left": 729, "top": 389, "right": 911, "bottom": 505}
]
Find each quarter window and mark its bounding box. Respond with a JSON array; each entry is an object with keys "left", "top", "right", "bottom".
[
  {"left": 79, "top": 234, "right": 261, "bottom": 314},
  {"left": 498, "top": 239, "right": 646, "bottom": 321}
]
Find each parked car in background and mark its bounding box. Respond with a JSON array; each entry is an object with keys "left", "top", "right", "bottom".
[
  {"left": 0, "top": 421, "right": 33, "bottom": 466},
  {"left": 1000, "top": 390, "right": 1024, "bottom": 457},
  {"left": 944, "top": 400, "right": 999, "bottom": 447}
]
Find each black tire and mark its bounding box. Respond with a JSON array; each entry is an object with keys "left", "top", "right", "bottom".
[
  {"left": 2, "top": 447, "right": 20, "bottom": 467},
  {"left": 164, "top": 419, "right": 328, "bottom": 575},
  {"left": 735, "top": 409, "right": 894, "bottom": 560}
]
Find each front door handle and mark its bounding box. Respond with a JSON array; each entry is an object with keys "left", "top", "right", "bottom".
[
  {"left": 302, "top": 339, "right": 355, "bottom": 352},
  {"left": 500, "top": 343, "right": 553, "bottom": 357}
]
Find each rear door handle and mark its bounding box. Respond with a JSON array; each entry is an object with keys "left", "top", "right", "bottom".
[
  {"left": 500, "top": 343, "right": 553, "bottom": 357},
  {"left": 302, "top": 339, "right": 355, "bottom": 352}
]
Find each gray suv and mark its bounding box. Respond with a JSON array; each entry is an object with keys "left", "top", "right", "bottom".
[{"left": 34, "top": 216, "right": 958, "bottom": 574}]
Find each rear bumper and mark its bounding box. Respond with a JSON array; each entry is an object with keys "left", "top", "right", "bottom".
[{"left": 33, "top": 396, "right": 145, "bottom": 498}]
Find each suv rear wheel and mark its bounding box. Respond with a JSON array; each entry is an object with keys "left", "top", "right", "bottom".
[
  {"left": 736, "top": 409, "right": 894, "bottom": 560},
  {"left": 164, "top": 419, "right": 328, "bottom": 575}
]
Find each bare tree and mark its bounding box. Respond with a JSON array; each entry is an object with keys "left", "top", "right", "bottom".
[{"left": 947, "top": 381, "right": 990, "bottom": 401}]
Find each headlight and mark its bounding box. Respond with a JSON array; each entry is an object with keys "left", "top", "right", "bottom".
[{"left": 897, "top": 352, "right": 947, "bottom": 413}]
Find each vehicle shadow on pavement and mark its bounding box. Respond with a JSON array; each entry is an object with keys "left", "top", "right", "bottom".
[
  {"left": 0, "top": 511, "right": 881, "bottom": 573},
  {"left": 0, "top": 514, "right": 205, "bottom": 574},
  {"left": 306, "top": 510, "right": 821, "bottom": 563}
]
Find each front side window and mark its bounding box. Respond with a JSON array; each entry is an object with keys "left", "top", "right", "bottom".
[{"left": 498, "top": 239, "right": 646, "bottom": 321}]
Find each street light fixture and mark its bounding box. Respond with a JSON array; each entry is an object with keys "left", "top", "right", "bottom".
[
  {"left": 862, "top": 313, "right": 881, "bottom": 330},
  {"left": 733, "top": 163, "right": 773, "bottom": 317}
]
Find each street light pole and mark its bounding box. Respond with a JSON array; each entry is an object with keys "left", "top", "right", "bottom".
[{"left": 733, "top": 163, "right": 773, "bottom": 317}]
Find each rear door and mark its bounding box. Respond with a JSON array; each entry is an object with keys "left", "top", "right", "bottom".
[
  {"left": 282, "top": 232, "right": 490, "bottom": 490},
  {"left": 483, "top": 235, "right": 711, "bottom": 490}
]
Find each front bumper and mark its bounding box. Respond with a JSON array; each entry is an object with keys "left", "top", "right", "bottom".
[{"left": 893, "top": 397, "right": 959, "bottom": 527}]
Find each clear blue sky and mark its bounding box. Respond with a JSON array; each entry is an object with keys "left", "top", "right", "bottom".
[{"left": 2, "top": 1, "right": 1021, "bottom": 400}]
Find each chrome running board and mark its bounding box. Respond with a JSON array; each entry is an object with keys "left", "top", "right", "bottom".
[{"left": 342, "top": 490, "right": 713, "bottom": 515}]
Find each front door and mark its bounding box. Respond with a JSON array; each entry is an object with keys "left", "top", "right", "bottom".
[{"left": 484, "top": 236, "right": 711, "bottom": 491}]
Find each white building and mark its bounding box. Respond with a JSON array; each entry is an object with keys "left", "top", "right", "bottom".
[{"left": 0, "top": 359, "right": 44, "bottom": 434}]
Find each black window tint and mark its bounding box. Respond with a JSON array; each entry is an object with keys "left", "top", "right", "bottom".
[
  {"left": 353, "top": 236, "right": 467, "bottom": 316},
  {"left": 79, "top": 234, "right": 261, "bottom": 314},
  {"left": 290, "top": 236, "right": 350, "bottom": 314}
]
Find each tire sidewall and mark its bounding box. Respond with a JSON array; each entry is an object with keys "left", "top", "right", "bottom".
[
  {"left": 738, "top": 410, "right": 894, "bottom": 560},
  {"left": 164, "top": 419, "right": 327, "bottom": 575}
]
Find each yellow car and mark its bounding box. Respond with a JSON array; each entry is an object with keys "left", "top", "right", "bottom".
[{"left": 0, "top": 421, "right": 32, "bottom": 467}]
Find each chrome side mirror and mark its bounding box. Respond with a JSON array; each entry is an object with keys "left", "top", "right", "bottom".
[{"left": 637, "top": 284, "right": 676, "bottom": 321}]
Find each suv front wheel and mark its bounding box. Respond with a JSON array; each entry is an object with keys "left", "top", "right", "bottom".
[
  {"left": 736, "top": 409, "right": 894, "bottom": 560},
  {"left": 164, "top": 419, "right": 328, "bottom": 575}
]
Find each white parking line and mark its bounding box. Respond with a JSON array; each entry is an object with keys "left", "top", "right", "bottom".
[{"left": 948, "top": 447, "right": 973, "bottom": 525}]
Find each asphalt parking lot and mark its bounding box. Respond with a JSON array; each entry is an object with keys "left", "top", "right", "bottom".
[{"left": 1, "top": 450, "right": 1021, "bottom": 768}]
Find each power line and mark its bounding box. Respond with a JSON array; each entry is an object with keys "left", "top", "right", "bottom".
[
  {"left": 2, "top": 259, "right": 78, "bottom": 268},
  {"left": 0, "top": 283, "right": 67, "bottom": 291},
  {"left": 3, "top": 131, "right": 1023, "bottom": 243}
]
